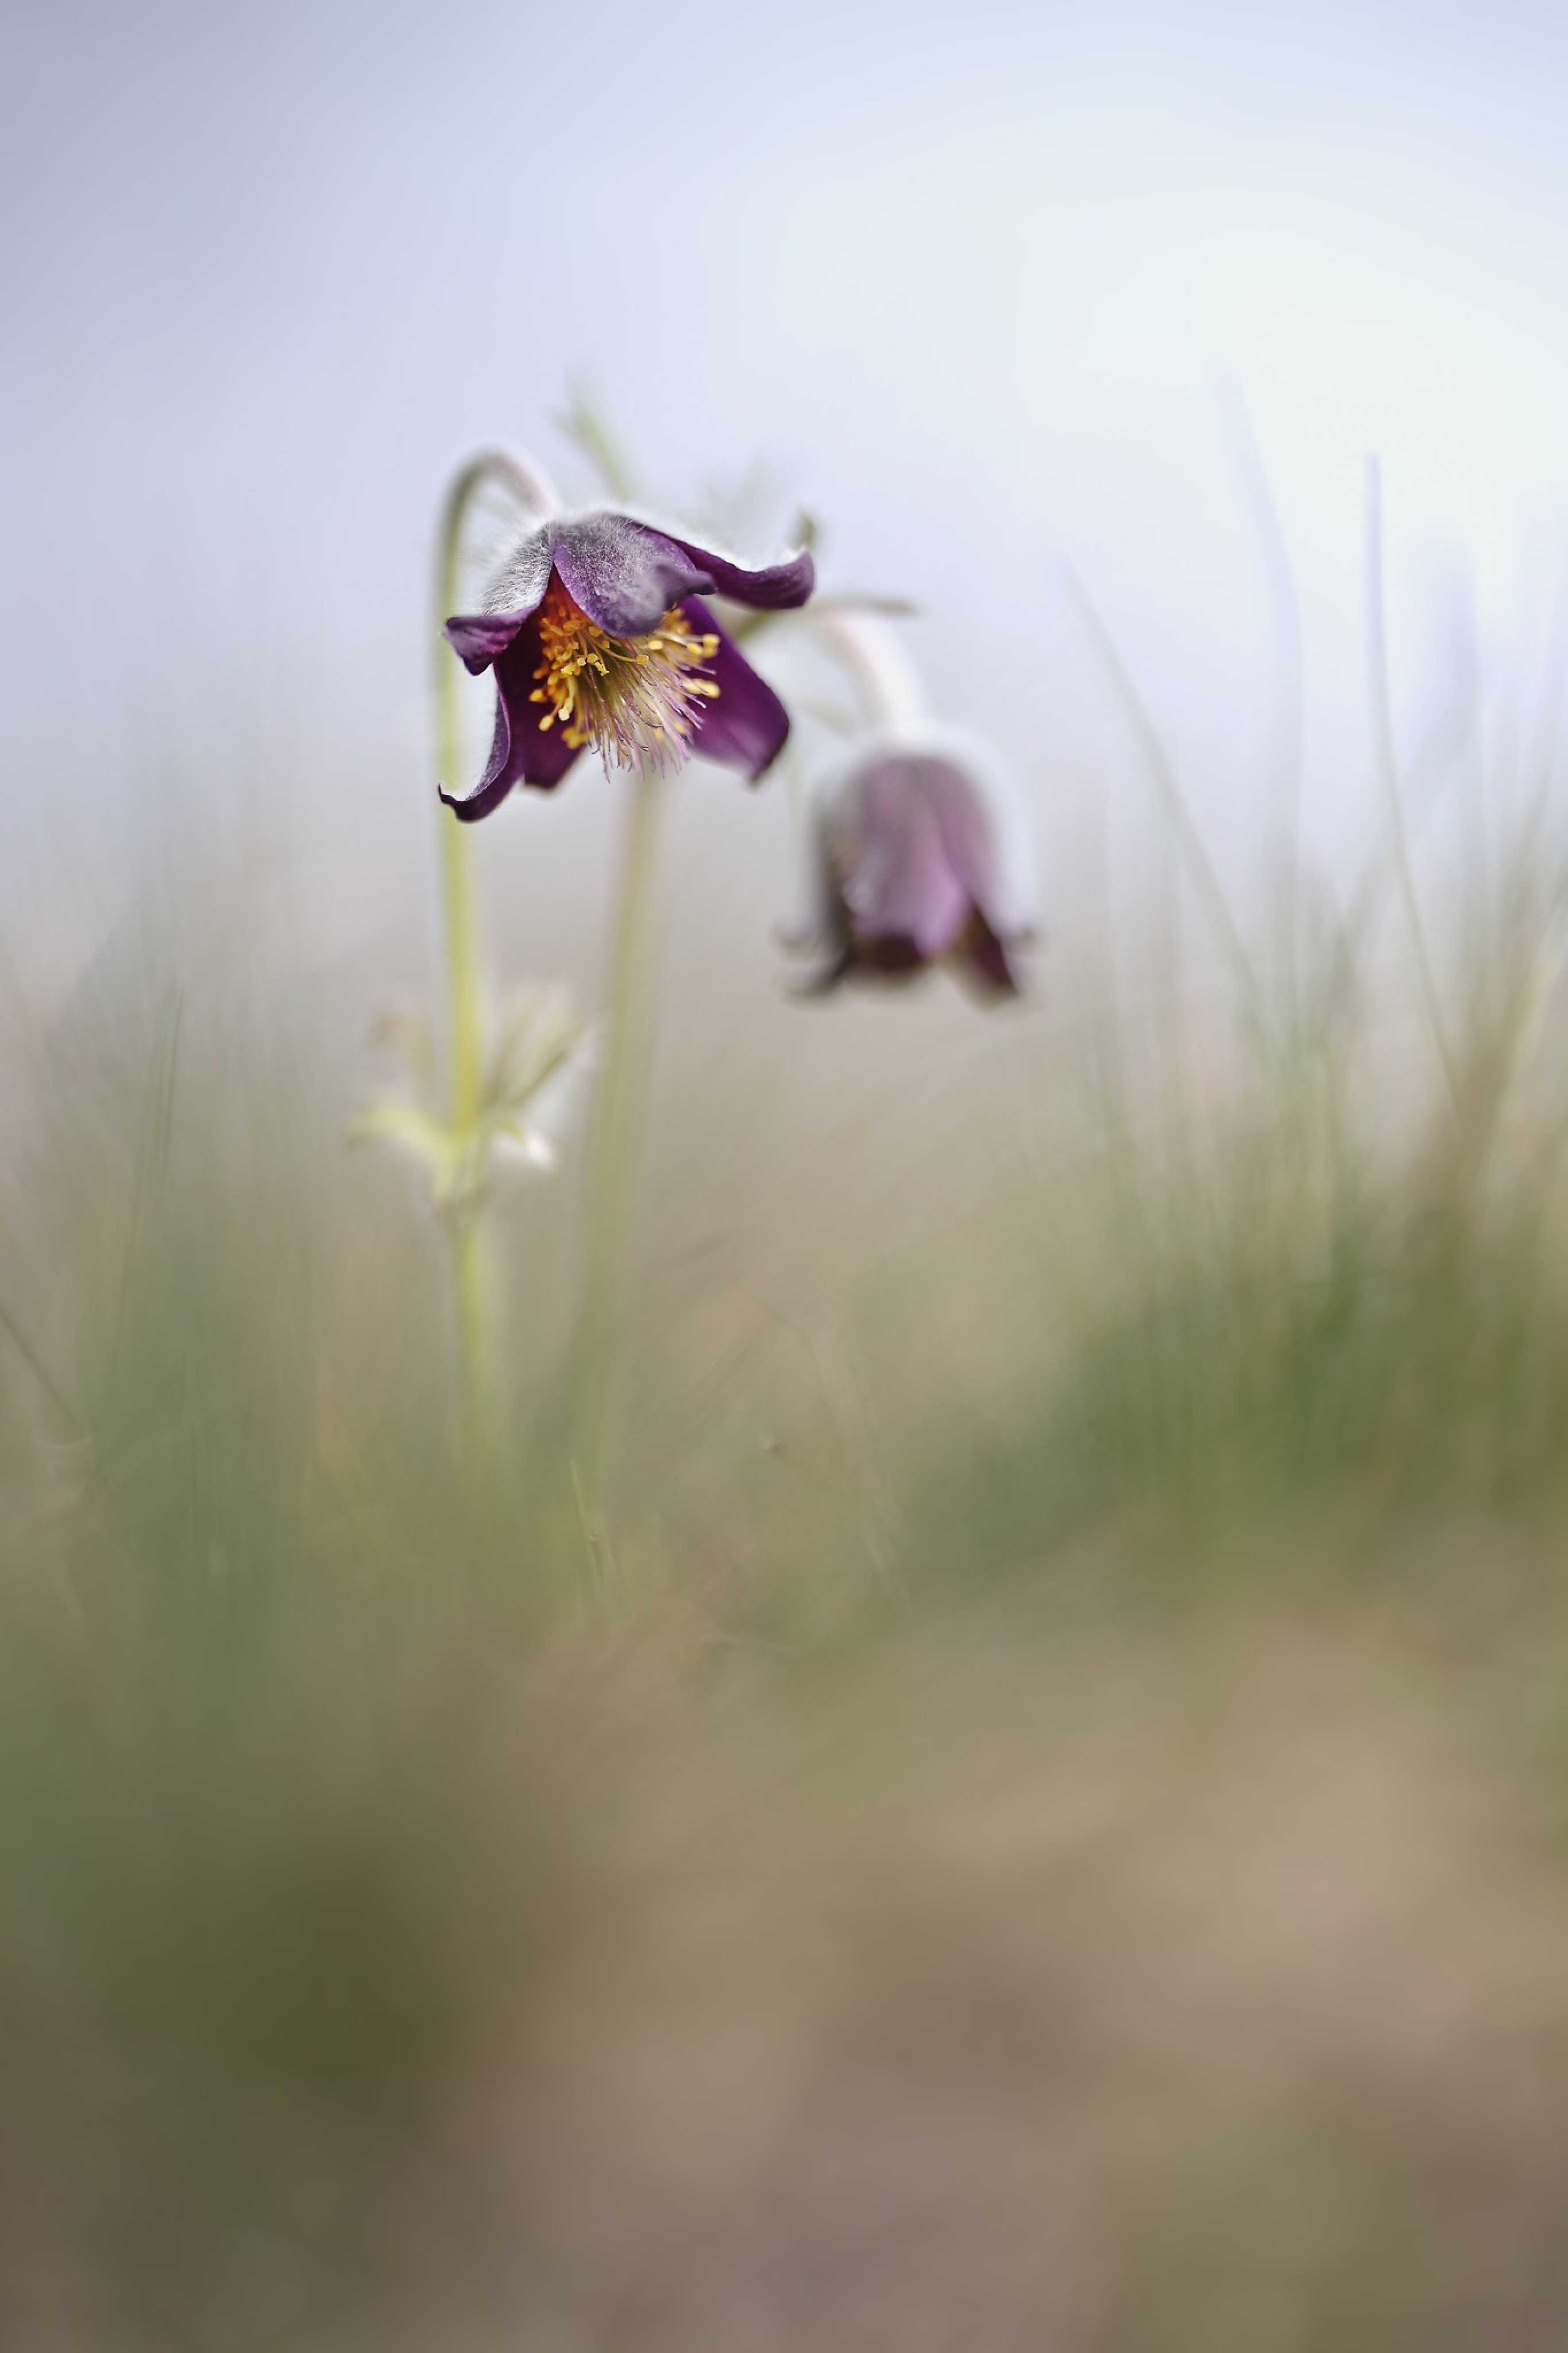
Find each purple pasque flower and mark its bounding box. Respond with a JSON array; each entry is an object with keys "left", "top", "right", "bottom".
[
  {"left": 795, "top": 733, "right": 1036, "bottom": 997},
  {"left": 439, "top": 510, "right": 814, "bottom": 819}
]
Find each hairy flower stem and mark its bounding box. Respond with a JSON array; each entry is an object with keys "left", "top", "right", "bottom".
[
  {"left": 432, "top": 449, "right": 555, "bottom": 1456},
  {"left": 816, "top": 607, "right": 928, "bottom": 735},
  {"left": 570, "top": 765, "right": 667, "bottom": 1523}
]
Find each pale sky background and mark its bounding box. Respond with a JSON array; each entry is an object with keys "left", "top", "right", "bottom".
[{"left": 7, "top": 0, "right": 1568, "bottom": 982}]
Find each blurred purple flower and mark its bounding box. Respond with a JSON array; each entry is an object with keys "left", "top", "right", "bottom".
[
  {"left": 795, "top": 739, "right": 1035, "bottom": 998},
  {"left": 439, "top": 511, "right": 814, "bottom": 819}
]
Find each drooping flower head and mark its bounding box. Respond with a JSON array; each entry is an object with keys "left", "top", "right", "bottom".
[
  {"left": 439, "top": 511, "right": 814, "bottom": 819},
  {"left": 788, "top": 613, "right": 1036, "bottom": 998},
  {"left": 798, "top": 739, "right": 1036, "bottom": 996}
]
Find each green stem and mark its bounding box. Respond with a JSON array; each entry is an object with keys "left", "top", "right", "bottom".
[
  {"left": 1222, "top": 383, "right": 1304, "bottom": 1036},
  {"left": 431, "top": 448, "right": 553, "bottom": 1452},
  {"left": 449, "top": 1205, "right": 489, "bottom": 1446},
  {"left": 571, "top": 765, "right": 668, "bottom": 1517}
]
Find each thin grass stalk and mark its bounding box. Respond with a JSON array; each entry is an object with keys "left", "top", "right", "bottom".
[
  {"left": 1222, "top": 384, "right": 1305, "bottom": 1034},
  {"left": 1362, "top": 453, "right": 1458, "bottom": 1109},
  {"left": 0, "top": 1291, "right": 82, "bottom": 1436},
  {"left": 1517, "top": 524, "right": 1568, "bottom": 858},
  {"left": 1065, "top": 565, "right": 1270, "bottom": 1055}
]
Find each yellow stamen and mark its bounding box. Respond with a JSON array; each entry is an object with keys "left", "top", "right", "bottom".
[{"left": 528, "top": 580, "right": 721, "bottom": 771}]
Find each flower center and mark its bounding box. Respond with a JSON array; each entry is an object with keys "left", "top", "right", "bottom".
[{"left": 528, "top": 581, "right": 721, "bottom": 770}]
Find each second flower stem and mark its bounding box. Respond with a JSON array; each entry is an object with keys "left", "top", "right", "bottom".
[{"left": 572, "top": 764, "right": 668, "bottom": 1518}]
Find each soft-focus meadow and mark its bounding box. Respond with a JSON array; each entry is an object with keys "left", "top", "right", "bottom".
[
  {"left": 16, "top": 0, "right": 1568, "bottom": 2342},
  {"left": 9, "top": 389, "right": 1568, "bottom": 2350}
]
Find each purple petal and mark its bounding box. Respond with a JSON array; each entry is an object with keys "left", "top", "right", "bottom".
[
  {"left": 666, "top": 533, "right": 816, "bottom": 611},
  {"left": 682, "top": 599, "right": 791, "bottom": 782},
  {"left": 851, "top": 755, "right": 971, "bottom": 958},
  {"left": 438, "top": 615, "right": 581, "bottom": 820},
  {"left": 445, "top": 608, "right": 531, "bottom": 675},
  {"left": 961, "top": 913, "right": 1023, "bottom": 996},
  {"left": 551, "top": 514, "right": 713, "bottom": 637},
  {"left": 446, "top": 524, "right": 557, "bottom": 671},
  {"left": 921, "top": 757, "right": 1003, "bottom": 922},
  {"left": 861, "top": 934, "right": 928, "bottom": 974}
]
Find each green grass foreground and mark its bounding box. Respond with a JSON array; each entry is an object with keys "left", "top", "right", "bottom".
[{"left": 6, "top": 804, "right": 1568, "bottom": 2350}]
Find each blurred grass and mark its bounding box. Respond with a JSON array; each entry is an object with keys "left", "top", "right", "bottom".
[{"left": 8, "top": 730, "right": 1568, "bottom": 2346}]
